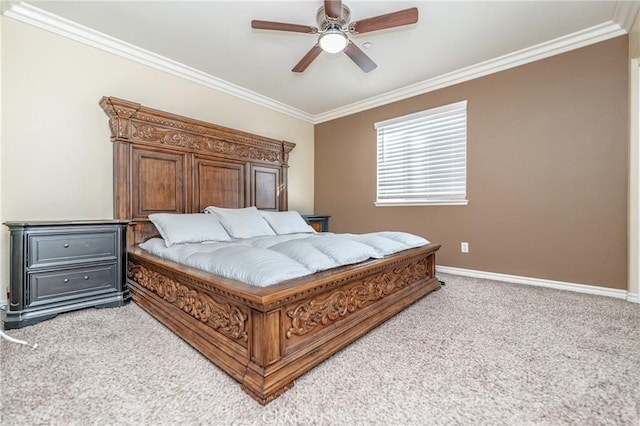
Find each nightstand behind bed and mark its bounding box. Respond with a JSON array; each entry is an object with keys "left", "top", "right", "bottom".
[{"left": 302, "top": 215, "right": 330, "bottom": 232}]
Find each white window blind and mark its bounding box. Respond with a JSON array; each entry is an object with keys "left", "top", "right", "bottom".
[{"left": 375, "top": 100, "right": 468, "bottom": 206}]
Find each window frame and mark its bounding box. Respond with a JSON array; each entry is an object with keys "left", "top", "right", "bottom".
[{"left": 374, "top": 100, "right": 469, "bottom": 207}]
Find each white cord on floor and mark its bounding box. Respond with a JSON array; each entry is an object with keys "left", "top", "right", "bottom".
[
  {"left": 0, "top": 303, "right": 37, "bottom": 348},
  {"left": 0, "top": 329, "right": 38, "bottom": 349}
]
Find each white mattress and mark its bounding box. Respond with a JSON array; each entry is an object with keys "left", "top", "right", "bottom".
[{"left": 139, "top": 232, "right": 429, "bottom": 287}]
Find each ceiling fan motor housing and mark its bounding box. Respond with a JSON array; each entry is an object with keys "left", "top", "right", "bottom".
[{"left": 316, "top": 5, "right": 351, "bottom": 31}]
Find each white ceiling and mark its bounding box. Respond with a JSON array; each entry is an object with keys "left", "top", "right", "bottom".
[{"left": 4, "top": 1, "right": 639, "bottom": 122}]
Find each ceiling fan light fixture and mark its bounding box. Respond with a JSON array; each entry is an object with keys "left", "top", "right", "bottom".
[
  {"left": 253, "top": 3, "right": 417, "bottom": 72},
  {"left": 318, "top": 30, "right": 348, "bottom": 53}
]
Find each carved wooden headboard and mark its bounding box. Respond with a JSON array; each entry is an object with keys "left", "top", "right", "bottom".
[{"left": 99, "top": 96, "right": 296, "bottom": 245}]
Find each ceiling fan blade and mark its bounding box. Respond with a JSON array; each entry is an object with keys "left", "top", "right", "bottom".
[
  {"left": 292, "top": 45, "right": 323, "bottom": 73},
  {"left": 344, "top": 41, "right": 377, "bottom": 73},
  {"left": 349, "top": 7, "right": 418, "bottom": 34},
  {"left": 324, "top": 0, "right": 342, "bottom": 20},
  {"left": 251, "top": 20, "right": 318, "bottom": 34}
]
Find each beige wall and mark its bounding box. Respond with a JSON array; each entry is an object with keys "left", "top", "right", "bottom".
[
  {"left": 315, "top": 36, "right": 629, "bottom": 290},
  {"left": 631, "top": 12, "right": 640, "bottom": 59},
  {"left": 630, "top": 11, "right": 640, "bottom": 299},
  {"left": 0, "top": 18, "right": 315, "bottom": 298},
  {"left": 0, "top": 17, "right": 3, "bottom": 301}
]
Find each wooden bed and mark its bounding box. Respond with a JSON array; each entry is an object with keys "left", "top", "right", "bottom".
[{"left": 100, "top": 96, "right": 441, "bottom": 405}]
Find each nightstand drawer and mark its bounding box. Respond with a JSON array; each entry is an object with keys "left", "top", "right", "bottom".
[
  {"left": 28, "top": 264, "right": 118, "bottom": 307},
  {"left": 309, "top": 222, "right": 324, "bottom": 233},
  {"left": 302, "top": 215, "right": 330, "bottom": 232},
  {"left": 28, "top": 231, "right": 117, "bottom": 268},
  {"left": 4, "top": 220, "right": 129, "bottom": 329}
]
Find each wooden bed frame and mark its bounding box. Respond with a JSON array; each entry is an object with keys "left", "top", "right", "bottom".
[{"left": 100, "top": 96, "right": 441, "bottom": 404}]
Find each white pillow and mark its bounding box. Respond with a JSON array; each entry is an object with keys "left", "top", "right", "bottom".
[
  {"left": 259, "top": 210, "right": 315, "bottom": 235},
  {"left": 204, "top": 206, "right": 276, "bottom": 239},
  {"left": 148, "top": 213, "right": 232, "bottom": 247}
]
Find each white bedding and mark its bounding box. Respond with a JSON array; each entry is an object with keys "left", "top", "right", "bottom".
[{"left": 139, "top": 232, "right": 429, "bottom": 287}]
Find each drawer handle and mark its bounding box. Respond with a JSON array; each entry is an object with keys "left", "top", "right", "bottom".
[
  {"left": 63, "top": 278, "right": 69, "bottom": 283},
  {"left": 84, "top": 276, "right": 90, "bottom": 280},
  {"left": 63, "top": 243, "right": 69, "bottom": 248}
]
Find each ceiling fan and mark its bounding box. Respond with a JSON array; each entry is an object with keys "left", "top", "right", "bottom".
[{"left": 251, "top": 0, "right": 418, "bottom": 73}]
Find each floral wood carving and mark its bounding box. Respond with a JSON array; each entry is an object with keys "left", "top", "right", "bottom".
[
  {"left": 127, "top": 262, "right": 248, "bottom": 341},
  {"left": 132, "top": 124, "right": 281, "bottom": 163},
  {"left": 100, "top": 96, "right": 295, "bottom": 164},
  {"left": 286, "top": 258, "right": 430, "bottom": 338}
]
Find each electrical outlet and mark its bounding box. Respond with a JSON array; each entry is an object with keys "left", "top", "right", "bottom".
[{"left": 461, "top": 242, "right": 469, "bottom": 253}]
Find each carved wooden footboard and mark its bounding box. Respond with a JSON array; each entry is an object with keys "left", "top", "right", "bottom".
[
  {"left": 125, "top": 244, "right": 440, "bottom": 404},
  {"left": 101, "top": 96, "right": 441, "bottom": 404}
]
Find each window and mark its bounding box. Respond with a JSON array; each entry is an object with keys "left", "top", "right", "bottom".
[{"left": 375, "top": 100, "right": 468, "bottom": 206}]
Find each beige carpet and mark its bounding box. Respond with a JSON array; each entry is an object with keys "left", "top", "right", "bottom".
[{"left": 1, "top": 273, "right": 638, "bottom": 425}]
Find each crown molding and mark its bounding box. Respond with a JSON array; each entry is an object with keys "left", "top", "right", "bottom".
[
  {"left": 313, "top": 21, "right": 626, "bottom": 123},
  {"left": 0, "top": 1, "right": 17, "bottom": 14},
  {"left": 614, "top": 0, "right": 640, "bottom": 32},
  {"left": 2, "top": 3, "right": 630, "bottom": 125},
  {"left": 3, "top": 2, "right": 315, "bottom": 123}
]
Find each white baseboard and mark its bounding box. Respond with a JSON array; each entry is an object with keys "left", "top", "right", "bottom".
[{"left": 436, "top": 266, "right": 637, "bottom": 303}]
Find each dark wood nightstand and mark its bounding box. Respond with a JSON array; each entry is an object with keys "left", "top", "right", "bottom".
[
  {"left": 3, "top": 220, "right": 130, "bottom": 329},
  {"left": 302, "top": 215, "right": 330, "bottom": 232}
]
